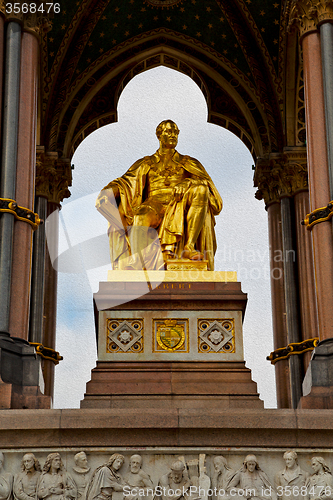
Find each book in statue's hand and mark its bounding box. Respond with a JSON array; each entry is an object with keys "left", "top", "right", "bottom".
[{"left": 96, "top": 194, "right": 123, "bottom": 230}]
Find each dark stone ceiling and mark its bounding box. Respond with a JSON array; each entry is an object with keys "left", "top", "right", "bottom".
[{"left": 47, "top": 0, "right": 282, "bottom": 87}]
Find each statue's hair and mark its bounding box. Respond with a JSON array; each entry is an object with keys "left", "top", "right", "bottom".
[
  {"left": 283, "top": 450, "right": 298, "bottom": 463},
  {"left": 107, "top": 454, "right": 125, "bottom": 468},
  {"left": 213, "top": 456, "right": 228, "bottom": 467},
  {"left": 42, "top": 453, "right": 63, "bottom": 473},
  {"left": 21, "top": 453, "right": 41, "bottom": 472},
  {"left": 312, "top": 457, "right": 332, "bottom": 474},
  {"left": 156, "top": 120, "right": 179, "bottom": 139},
  {"left": 130, "top": 454, "right": 142, "bottom": 464},
  {"left": 243, "top": 455, "right": 260, "bottom": 470}
]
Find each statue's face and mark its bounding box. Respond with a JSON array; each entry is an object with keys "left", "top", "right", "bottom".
[
  {"left": 112, "top": 458, "right": 123, "bottom": 471},
  {"left": 214, "top": 459, "right": 224, "bottom": 472},
  {"left": 130, "top": 456, "right": 141, "bottom": 473},
  {"left": 246, "top": 461, "right": 256, "bottom": 473},
  {"left": 77, "top": 454, "right": 88, "bottom": 468},
  {"left": 51, "top": 456, "right": 61, "bottom": 470},
  {"left": 171, "top": 470, "right": 183, "bottom": 484},
  {"left": 159, "top": 122, "right": 179, "bottom": 149},
  {"left": 311, "top": 459, "right": 321, "bottom": 474},
  {"left": 23, "top": 454, "right": 35, "bottom": 471},
  {"left": 284, "top": 454, "right": 296, "bottom": 469}
]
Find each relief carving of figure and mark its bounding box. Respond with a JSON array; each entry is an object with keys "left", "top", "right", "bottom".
[
  {"left": 305, "top": 457, "right": 333, "bottom": 500},
  {"left": 96, "top": 120, "right": 223, "bottom": 271},
  {"left": 14, "top": 453, "right": 41, "bottom": 500},
  {"left": 211, "top": 456, "right": 235, "bottom": 500},
  {"left": 71, "top": 452, "right": 91, "bottom": 500},
  {"left": 155, "top": 460, "right": 192, "bottom": 500},
  {"left": 274, "top": 451, "right": 309, "bottom": 500},
  {"left": 227, "top": 454, "right": 276, "bottom": 500},
  {"left": 37, "top": 453, "right": 77, "bottom": 500},
  {"left": 86, "top": 454, "right": 125, "bottom": 500},
  {"left": 123, "top": 455, "right": 153, "bottom": 498},
  {"left": 0, "top": 452, "right": 13, "bottom": 500}
]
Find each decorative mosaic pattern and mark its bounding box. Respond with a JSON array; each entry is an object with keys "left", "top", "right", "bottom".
[
  {"left": 198, "top": 318, "right": 235, "bottom": 353},
  {"left": 106, "top": 319, "right": 143, "bottom": 353},
  {"left": 153, "top": 319, "right": 189, "bottom": 352}
]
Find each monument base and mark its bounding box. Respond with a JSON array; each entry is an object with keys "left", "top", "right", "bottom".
[{"left": 81, "top": 271, "right": 263, "bottom": 409}]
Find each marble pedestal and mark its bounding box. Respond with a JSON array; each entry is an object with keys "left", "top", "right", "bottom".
[{"left": 81, "top": 271, "right": 263, "bottom": 409}]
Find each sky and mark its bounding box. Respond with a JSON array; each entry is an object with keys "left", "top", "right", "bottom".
[{"left": 51, "top": 66, "right": 277, "bottom": 409}]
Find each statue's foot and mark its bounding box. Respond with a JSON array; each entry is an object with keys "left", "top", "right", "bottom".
[{"left": 183, "top": 246, "right": 203, "bottom": 260}]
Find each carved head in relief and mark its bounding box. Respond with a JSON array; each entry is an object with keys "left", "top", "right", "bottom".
[
  {"left": 22, "top": 453, "right": 41, "bottom": 472},
  {"left": 129, "top": 455, "right": 142, "bottom": 474},
  {"left": 107, "top": 454, "right": 125, "bottom": 471},
  {"left": 283, "top": 451, "right": 298, "bottom": 469},
  {"left": 170, "top": 460, "right": 185, "bottom": 484},
  {"left": 243, "top": 455, "right": 259, "bottom": 473}
]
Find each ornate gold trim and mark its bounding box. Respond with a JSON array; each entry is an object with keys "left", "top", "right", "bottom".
[
  {"left": 153, "top": 318, "right": 189, "bottom": 353},
  {"left": 302, "top": 200, "right": 333, "bottom": 229},
  {"left": 30, "top": 343, "right": 63, "bottom": 364},
  {"left": 0, "top": 198, "right": 41, "bottom": 230},
  {"left": 288, "top": 0, "right": 318, "bottom": 39},
  {"left": 267, "top": 337, "right": 319, "bottom": 364}
]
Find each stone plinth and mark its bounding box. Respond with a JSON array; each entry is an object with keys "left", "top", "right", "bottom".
[{"left": 81, "top": 272, "right": 263, "bottom": 409}]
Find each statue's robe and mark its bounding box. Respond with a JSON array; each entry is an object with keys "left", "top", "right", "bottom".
[{"left": 101, "top": 150, "right": 222, "bottom": 270}]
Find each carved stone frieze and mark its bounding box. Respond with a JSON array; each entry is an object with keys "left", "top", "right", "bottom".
[
  {"left": 254, "top": 150, "right": 308, "bottom": 206},
  {"left": 0, "top": 448, "right": 332, "bottom": 500},
  {"left": 106, "top": 319, "right": 144, "bottom": 353},
  {"left": 35, "top": 148, "right": 72, "bottom": 204}
]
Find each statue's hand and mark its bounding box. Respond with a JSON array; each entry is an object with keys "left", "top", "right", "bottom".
[{"left": 174, "top": 179, "right": 191, "bottom": 201}]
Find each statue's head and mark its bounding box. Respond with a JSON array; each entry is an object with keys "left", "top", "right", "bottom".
[
  {"left": 74, "top": 451, "right": 88, "bottom": 469},
  {"left": 129, "top": 454, "right": 142, "bottom": 474},
  {"left": 156, "top": 120, "right": 179, "bottom": 149},
  {"left": 283, "top": 450, "right": 298, "bottom": 468},
  {"left": 107, "top": 453, "right": 125, "bottom": 471},
  {"left": 243, "top": 455, "right": 259, "bottom": 472},
  {"left": 43, "top": 453, "right": 63, "bottom": 473},
  {"left": 170, "top": 460, "right": 185, "bottom": 484},
  {"left": 213, "top": 456, "right": 227, "bottom": 472},
  {"left": 22, "top": 453, "right": 41, "bottom": 472}
]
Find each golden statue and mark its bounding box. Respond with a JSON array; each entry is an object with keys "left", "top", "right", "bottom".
[{"left": 96, "top": 120, "right": 222, "bottom": 270}]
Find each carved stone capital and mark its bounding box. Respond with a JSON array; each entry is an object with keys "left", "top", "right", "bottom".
[
  {"left": 314, "top": 0, "right": 333, "bottom": 24},
  {"left": 254, "top": 150, "right": 308, "bottom": 206},
  {"left": 288, "top": 0, "right": 318, "bottom": 38},
  {"left": 0, "top": 1, "right": 52, "bottom": 35},
  {"left": 36, "top": 148, "right": 72, "bottom": 204}
]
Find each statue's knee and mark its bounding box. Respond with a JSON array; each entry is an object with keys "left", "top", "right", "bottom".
[{"left": 133, "top": 215, "right": 149, "bottom": 226}]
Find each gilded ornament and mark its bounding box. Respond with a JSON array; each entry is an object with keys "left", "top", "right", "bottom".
[
  {"left": 156, "top": 320, "right": 185, "bottom": 351},
  {"left": 288, "top": 0, "right": 318, "bottom": 38}
]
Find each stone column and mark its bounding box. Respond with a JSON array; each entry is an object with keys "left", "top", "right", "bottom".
[
  {"left": 254, "top": 159, "right": 291, "bottom": 408},
  {"left": 289, "top": 0, "right": 333, "bottom": 342},
  {"left": 317, "top": 2, "right": 333, "bottom": 196},
  {"left": 289, "top": 1, "right": 333, "bottom": 407},
  {"left": 8, "top": 31, "right": 38, "bottom": 340},
  {"left": 0, "top": 21, "right": 21, "bottom": 337},
  {"left": 31, "top": 154, "right": 72, "bottom": 401}
]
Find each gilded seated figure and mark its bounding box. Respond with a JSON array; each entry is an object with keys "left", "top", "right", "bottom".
[{"left": 96, "top": 120, "right": 222, "bottom": 271}]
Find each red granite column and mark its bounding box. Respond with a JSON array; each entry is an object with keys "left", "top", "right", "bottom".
[
  {"left": 294, "top": 190, "right": 319, "bottom": 369},
  {"left": 9, "top": 32, "right": 38, "bottom": 340},
  {"left": 302, "top": 32, "right": 333, "bottom": 341},
  {"left": 267, "top": 202, "right": 291, "bottom": 408}
]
